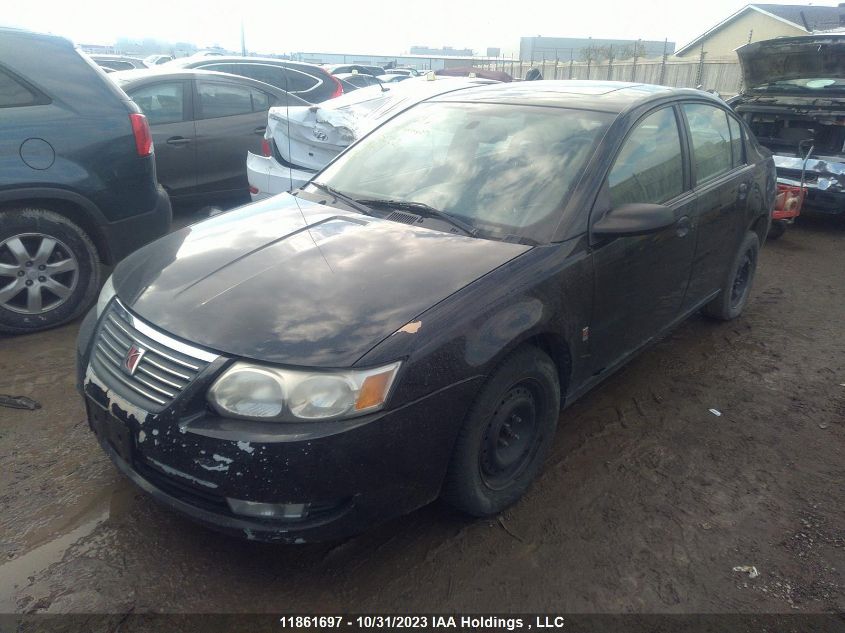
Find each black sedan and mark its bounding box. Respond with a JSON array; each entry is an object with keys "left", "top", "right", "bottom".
[
  {"left": 112, "top": 69, "right": 308, "bottom": 206},
  {"left": 77, "top": 81, "right": 775, "bottom": 543}
]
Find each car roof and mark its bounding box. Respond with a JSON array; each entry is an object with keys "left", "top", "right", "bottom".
[
  {"left": 112, "top": 68, "right": 243, "bottom": 82},
  {"left": 91, "top": 54, "right": 139, "bottom": 59},
  {"left": 110, "top": 67, "right": 309, "bottom": 100},
  {"left": 0, "top": 26, "right": 71, "bottom": 46},
  {"left": 169, "top": 56, "right": 322, "bottom": 70},
  {"left": 427, "top": 80, "right": 722, "bottom": 113}
]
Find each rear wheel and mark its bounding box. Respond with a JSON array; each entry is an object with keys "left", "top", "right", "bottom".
[
  {"left": 0, "top": 209, "right": 100, "bottom": 334},
  {"left": 442, "top": 346, "right": 561, "bottom": 516},
  {"left": 702, "top": 231, "right": 759, "bottom": 321}
]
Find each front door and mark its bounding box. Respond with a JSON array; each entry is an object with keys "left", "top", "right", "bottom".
[{"left": 589, "top": 105, "right": 697, "bottom": 373}]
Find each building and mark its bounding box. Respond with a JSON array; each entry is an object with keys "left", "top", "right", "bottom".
[
  {"left": 675, "top": 3, "right": 845, "bottom": 58},
  {"left": 410, "top": 45, "right": 474, "bottom": 56},
  {"left": 518, "top": 37, "right": 674, "bottom": 62},
  {"left": 291, "top": 52, "right": 501, "bottom": 72}
]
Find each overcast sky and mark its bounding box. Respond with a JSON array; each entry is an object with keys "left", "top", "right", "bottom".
[{"left": 5, "top": 0, "right": 833, "bottom": 56}]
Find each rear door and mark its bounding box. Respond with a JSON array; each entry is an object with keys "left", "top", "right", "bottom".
[
  {"left": 680, "top": 102, "right": 753, "bottom": 308},
  {"left": 589, "top": 104, "right": 697, "bottom": 372},
  {"left": 192, "top": 77, "right": 274, "bottom": 195},
  {"left": 126, "top": 80, "right": 196, "bottom": 196}
]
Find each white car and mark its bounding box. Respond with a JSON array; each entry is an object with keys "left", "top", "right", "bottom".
[{"left": 246, "top": 76, "right": 497, "bottom": 201}]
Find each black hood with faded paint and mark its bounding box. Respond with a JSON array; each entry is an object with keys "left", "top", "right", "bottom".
[
  {"left": 112, "top": 194, "right": 529, "bottom": 368},
  {"left": 737, "top": 35, "right": 845, "bottom": 89}
]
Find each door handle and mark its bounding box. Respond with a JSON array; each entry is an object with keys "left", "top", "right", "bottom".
[
  {"left": 254, "top": 127, "right": 266, "bottom": 134},
  {"left": 166, "top": 136, "right": 191, "bottom": 146},
  {"left": 675, "top": 215, "right": 691, "bottom": 238}
]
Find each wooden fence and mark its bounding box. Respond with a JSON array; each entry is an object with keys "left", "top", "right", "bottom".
[{"left": 482, "top": 58, "right": 745, "bottom": 97}]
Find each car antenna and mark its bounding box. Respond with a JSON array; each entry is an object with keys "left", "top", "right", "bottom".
[{"left": 283, "top": 62, "right": 334, "bottom": 273}]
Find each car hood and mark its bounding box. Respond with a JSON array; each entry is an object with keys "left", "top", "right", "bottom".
[
  {"left": 113, "top": 195, "right": 529, "bottom": 367},
  {"left": 737, "top": 35, "right": 845, "bottom": 90}
]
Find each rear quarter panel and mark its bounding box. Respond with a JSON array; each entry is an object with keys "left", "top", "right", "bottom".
[{"left": 0, "top": 33, "right": 159, "bottom": 221}]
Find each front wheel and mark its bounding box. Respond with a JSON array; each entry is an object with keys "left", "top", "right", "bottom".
[
  {"left": 0, "top": 209, "right": 101, "bottom": 334},
  {"left": 442, "top": 346, "right": 561, "bottom": 516},
  {"left": 702, "top": 231, "right": 760, "bottom": 321}
]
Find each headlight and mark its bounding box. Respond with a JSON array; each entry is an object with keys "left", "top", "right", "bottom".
[
  {"left": 96, "top": 275, "right": 116, "bottom": 317},
  {"left": 207, "top": 361, "right": 402, "bottom": 422}
]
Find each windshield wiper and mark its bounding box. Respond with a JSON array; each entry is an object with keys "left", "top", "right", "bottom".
[
  {"left": 357, "top": 199, "right": 477, "bottom": 237},
  {"left": 311, "top": 182, "right": 375, "bottom": 216}
]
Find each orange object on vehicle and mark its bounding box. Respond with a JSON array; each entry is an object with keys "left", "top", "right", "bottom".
[{"left": 772, "top": 183, "right": 805, "bottom": 221}]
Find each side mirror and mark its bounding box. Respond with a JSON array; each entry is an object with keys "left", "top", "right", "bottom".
[{"left": 592, "top": 203, "right": 676, "bottom": 238}]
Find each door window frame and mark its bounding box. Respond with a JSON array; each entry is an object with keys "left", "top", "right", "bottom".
[
  {"left": 129, "top": 79, "right": 193, "bottom": 125},
  {"left": 588, "top": 101, "right": 693, "bottom": 244},
  {"left": 192, "top": 78, "right": 259, "bottom": 120},
  {"left": 677, "top": 100, "right": 745, "bottom": 189}
]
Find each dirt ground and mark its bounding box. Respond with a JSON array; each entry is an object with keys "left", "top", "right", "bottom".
[{"left": 1, "top": 214, "right": 843, "bottom": 618}]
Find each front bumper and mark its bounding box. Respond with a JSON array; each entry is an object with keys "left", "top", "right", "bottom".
[
  {"left": 246, "top": 152, "right": 315, "bottom": 201},
  {"left": 76, "top": 306, "right": 480, "bottom": 543},
  {"left": 774, "top": 155, "right": 845, "bottom": 214}
]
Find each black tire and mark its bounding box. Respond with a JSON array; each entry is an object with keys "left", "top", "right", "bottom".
[
  {"left": 0, "top": 208, "right": 101, "bottom": 334},
  {"left": 767, "top": 221, "right": 787, "bottom": 241},
  {"left": 702, "top": 231, "right": 760, "bottom": 321},
  {"left": 442, "top": 346, "right": 561, "bottom": 516}
]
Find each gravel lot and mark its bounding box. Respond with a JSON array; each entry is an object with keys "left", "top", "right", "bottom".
[{"left": 1, "top": 213, "right": 843, "bottom": 619}]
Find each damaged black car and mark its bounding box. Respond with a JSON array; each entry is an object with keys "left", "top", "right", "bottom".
[
  {"left": 77, "top": 82, "right": 774, "bottom": 543},
  {"left": 732, "top": 35, "right": 845, "bottom": 236}
]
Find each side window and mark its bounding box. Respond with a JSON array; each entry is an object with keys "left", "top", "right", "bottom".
[
  {"left": 237, "top": 64, "right": 286, "bottom": 89},
  {"left": 281, "top": 68, "right": 319, "bottom": 93},
  {"left": 200, "top": 63, "right": 241, "bottom": 75},
  {"left": 683, "top": 103, "right": 733, "bottom": 183},
  {"left": 0, "top": 67, "right": 42, "bottom": 108},
  {"left": 727, "top": 114, "right": 745, "bottom": 168},
  {"left": 608, "top": 107, "right": 684, "bottom": 207},
  {"left": 250, "top": 89, "right": 276, "bottom": 112},
  {"left": 196, "top": 81, "right": 254, "bottom": 119},
  {"left": 129, "top": 82, "right": 185, "bottom": 125}
]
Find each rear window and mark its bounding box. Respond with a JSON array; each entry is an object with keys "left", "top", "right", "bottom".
[{"left": 0, "top": 66, "right": 46, "bottom": 108}]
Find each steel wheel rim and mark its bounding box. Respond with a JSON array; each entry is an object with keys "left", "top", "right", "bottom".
[
  {"left": 479, "top": 381, "right": 542, "bottom": 490},
  {"left": 730, "top": 248, "right": 754, "bottom": 308},
  {"left": 0, "top": 233, "right": 79, "bottom": 315}
]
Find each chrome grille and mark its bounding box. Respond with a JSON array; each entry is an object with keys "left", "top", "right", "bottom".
[{"left": 90, "top": 300, "right": 218, "bottom": 412}]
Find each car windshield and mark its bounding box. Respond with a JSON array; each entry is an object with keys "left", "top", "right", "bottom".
[
  {"left": 317, "top": 101, "right": 613, "bottom": 241},
  {"left": 753, "top": 78, "right": 845, "bottom": 93}
]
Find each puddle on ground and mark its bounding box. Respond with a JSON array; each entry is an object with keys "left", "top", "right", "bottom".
[{"left": 0, "top": 482, "right": 134, "bottom": 612}]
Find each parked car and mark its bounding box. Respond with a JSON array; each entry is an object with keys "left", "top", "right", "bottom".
[
  {"left": 0, "top": 28, "right": 171, "bottom": 334},
  {"left": 166, "top": 56, "right": 343, "bottom": 102},
  {"left": 246, "top": 77, "right": 497, "bottom": 200},
  {"left": 77, "top": 81, "right": 774, "bottom": 543},
  {"left": 385, "top": 67, "right": 419, "bottom": 77},
  {"left": 144, "top": 54, "right": 173, "bottom": 66},
  {"left": 325, "top": 63, "right": 385, "bottom": 77},
  {"left": 730, "top": 34, "right": 845, "bottom": 237},
  {"left": 111, "top": 68, "right": 308, "bottom": 206},
  {"left": 89, "top": 54, "right": 149, "bottom": 72},
  {"left": 334, "top": 72, "right": 384, "bottom": 91},
  {"left": 376, "top": 73, "right": 410, "bottom": 84},
  {"left": 435, "top": 67, "right": 513, "bottom": 82}
]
